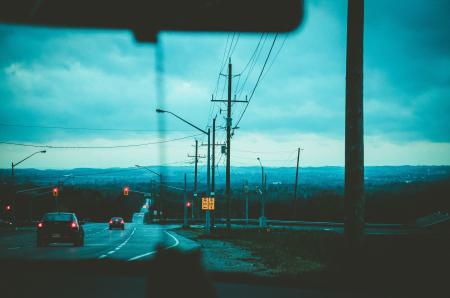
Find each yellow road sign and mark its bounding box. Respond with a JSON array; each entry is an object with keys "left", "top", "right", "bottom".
[{"left": 201, "top": 197, "right": 215, "bottom": 210}]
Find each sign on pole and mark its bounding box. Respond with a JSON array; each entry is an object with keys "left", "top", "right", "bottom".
[{"left": 201, "top": 197, "right": 215, "bottom": 210}]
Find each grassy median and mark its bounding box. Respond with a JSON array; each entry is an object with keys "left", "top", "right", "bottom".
[
  {"left": 176, "top": 227, "right": 343, "bottom": 276},
  {"left": 176, "top": 226, "right": 449, "bottom": 292}
]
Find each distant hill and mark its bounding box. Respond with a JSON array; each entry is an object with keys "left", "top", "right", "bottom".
[{"left": 1, "top": 166, "right": 449, "bottom": 190}]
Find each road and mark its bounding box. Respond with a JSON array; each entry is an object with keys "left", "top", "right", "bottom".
[
  {"left": 0, "top": 221, "right": 198, "bottom": 261},
  {"left": 0, "top": 221, "right": 409, "bottom": 298}
]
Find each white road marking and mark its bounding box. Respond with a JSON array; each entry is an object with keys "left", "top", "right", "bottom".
[
  {"left": 97, "top": 227, "right": 136, "bottom": 259},
  {"left": 7, "top": 247, "right": 20, "bottom": 250},
  {"left": 128, "top": 231, "right": 180, "bottom": 261}
]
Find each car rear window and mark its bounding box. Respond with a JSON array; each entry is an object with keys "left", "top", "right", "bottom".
[{"left": 43, "top": 214, "right": 74, "bottom": 222}]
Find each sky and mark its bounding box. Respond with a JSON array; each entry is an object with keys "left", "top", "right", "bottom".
[{"left": 0, "top": 0, "right": 449, "bottom": 169}]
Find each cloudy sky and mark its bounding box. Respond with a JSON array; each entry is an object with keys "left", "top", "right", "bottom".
[{"left": 0, "top": 0, "right": 449, "bottom": 169}]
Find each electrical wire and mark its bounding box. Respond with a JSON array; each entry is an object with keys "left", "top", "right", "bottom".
[
  {"left": 0, "top": 133, "right": 203, "bottom": 149},
  {"left": 234, "top": 33, "right": 279, "bottom": 130},
  {"left": 0, "top": 123, "right": 195, "bottom": 133}
]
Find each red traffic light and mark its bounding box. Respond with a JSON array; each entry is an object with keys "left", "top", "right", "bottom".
[
  {"left": 5, "top": 205, "right": 11, "bottom": 211},
  {"left": 186, "top": 201, "right": 191, "bottom": 208},
  {"left": 52, "top": 187, "right": 59, "bottom": 197},
  {"left": 123, "top": 187, "right": 129, "bottom": 196}
]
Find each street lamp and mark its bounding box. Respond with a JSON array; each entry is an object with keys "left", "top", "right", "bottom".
[
  {"left": 257, "top": 157, "right": 266, "bottom": 227},
  {"left": 11, "top": 150, "right": 47, "bottom": 225},
  {"left": 135, "top": 165, "right": 164, "bottom": 221},
  {"left": 157, "top": 108, "right": 212, "bottom": 232},
  {"left": 156, "top": 108, "right": 211, "bottom": 195},
  {"left": 11, "top": 150, "right": 46, "bottom": 177}
]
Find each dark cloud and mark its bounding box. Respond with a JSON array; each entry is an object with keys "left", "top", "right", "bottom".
[{"left": 0, "top": 0, "right": 449, "bottom": 148}]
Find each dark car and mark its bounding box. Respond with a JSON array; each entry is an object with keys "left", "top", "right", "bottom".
[
  {"left": 109, "top": 217, "right": 125, "bottom": 230},
  {"left": 37, "top": 212, "right": 84, "bottom": 247}
]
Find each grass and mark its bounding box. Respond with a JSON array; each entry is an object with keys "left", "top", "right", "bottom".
[
  {"left": 178, "top": 227, "right": 343, "bottom": 275},
  {"left": 177, "top": 226, "right": 449, "bottom": 292}
]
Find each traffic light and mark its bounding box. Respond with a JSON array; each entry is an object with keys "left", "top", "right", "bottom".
[
  {"left": 123, "top": 186, "right": 129, "bottom": 196},
  {"left": 5, "top": 205, "right": 11, "bottom": 211},
  {"left": 186, "top": 201, "right": 191, "bottom": 208},
  {"left": 52, "top": 187, "right": 59, "bottom": 197}
]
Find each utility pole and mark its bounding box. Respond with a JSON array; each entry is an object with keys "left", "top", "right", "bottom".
[
  {"left": 188, "top": 140, "right": 205, "bottom": 220},
  {"left": 293, "top": 148, "right": 303, "bottom": 219},
  {"left": 344, "top": 0, "right": 365, "bottom": 246},
  {"left": 194, "top": 139, "right": 198, "bottom": 193},
  {"left": 226, "top": 58, "right": 232, "bottom": 230},
  {"left": 194, "top": 140, "right": 198, "bottom": 220},
  {"left": 183, "top": 173, "right": 188, "bottom": 227},
  {"left": 211, "top": 116, "right": 216, "bottom": 230},
  {"left": 257, "top": 157, "right": 266, "bottom": 227},
  {"left": 211, "top": 58, "right": 248, "bottom": 231},
  {"left": 244, "top": 180, "right": 249, "bottom": 225},
  {"left": 159, "top": 174, "right": 164, "bottom": 221},
  {"left": 212, "top": 117, "right": 216, "bottom": 193},
  {"left": 264, "top": 173, "right": 267, "bottom": 218}
]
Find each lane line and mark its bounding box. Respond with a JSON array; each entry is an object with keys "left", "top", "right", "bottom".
[
  {"left": 128, "top": 231, "right": 180, "bottom": 261},
  {"left": 97, "top": 227, "right": 136, "bottom": 259},
  {"left": 7, "top": 247, "right": 21, "bottom": 250}
]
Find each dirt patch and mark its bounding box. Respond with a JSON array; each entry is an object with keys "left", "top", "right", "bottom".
[{"left": 174, "top": 229, "right": 273, "bottom": 276}]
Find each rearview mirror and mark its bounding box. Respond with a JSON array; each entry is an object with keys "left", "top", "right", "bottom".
[{"left": 0, "top": 0, "right": 304, "bottom": 42}]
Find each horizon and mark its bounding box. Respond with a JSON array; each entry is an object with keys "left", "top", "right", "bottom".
[{"left": 2, "top": 164, "right": 450, "bottom": 171}]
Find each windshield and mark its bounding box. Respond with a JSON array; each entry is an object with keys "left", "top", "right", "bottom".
[
  {"left": 0, "top": 1, "right": 449, "bottom": 296},
  {"left": 43, "top": 213, "right": 74, "bottom": 222}
]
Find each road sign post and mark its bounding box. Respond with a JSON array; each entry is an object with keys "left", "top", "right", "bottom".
[{"left": 202, "top": 196, "right": 215, "bottom": 234}]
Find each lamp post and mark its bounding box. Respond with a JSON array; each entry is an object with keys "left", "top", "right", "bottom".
[
  {"left": 156, "top": 108, "right": 211, "bottom": 229},
  {"left": 135, "top": 165, "right": 164, "bottom": 221},
  {"left": 257, "top": 157, "right": 266, "bottom": 227},
  {"left": 11, "top": 150, "right": 47, "bottom": 225},
  {"left": 11, "top": 150, "right": 46, "bottom": 177}
]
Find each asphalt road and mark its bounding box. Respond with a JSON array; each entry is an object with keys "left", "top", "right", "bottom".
[
  {"left": 0, "top": 222, "right": 196, "bottom": 261},
  {"left": 0, "top": 221, "right": 402, "bottom": 298}
]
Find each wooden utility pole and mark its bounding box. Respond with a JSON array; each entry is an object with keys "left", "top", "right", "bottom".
[
  {"left": 293, "top": 147, "right": 302, "bottom": 219},
  {"left": 226, "top": 58, "right": 232, "bottom": 230},
  {"left": 188, "top": 140, "right": 199, "bottom": 219},
  {"left": 211, "top": 58, "right": 248, "bottom": 231},
  {"left": 344, "top": 0, "right": 365, "bottom": 245},
  {"left": 294, "top": 148, "right": 303, "bottom": 199},
  {"left": 212, "top": 117, "right": 216, "bottom": 193}
]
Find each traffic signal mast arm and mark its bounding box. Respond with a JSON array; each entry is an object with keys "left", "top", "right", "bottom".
[{"left": 15, "top": 185, "right": 57, "bottom": 194}]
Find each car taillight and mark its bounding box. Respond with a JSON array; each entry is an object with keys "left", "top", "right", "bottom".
[
  {"left": 71, "top": 222, "right": 78, "bottom": 228},
  {"left": 120, "top": 220, "right": 124, "bottom": 224},
  {"left": 109, "top": 220, "right": 113, "bottom": 224},
  {"left": 37, "top": 222, "right": 43, "bottom": 228}
]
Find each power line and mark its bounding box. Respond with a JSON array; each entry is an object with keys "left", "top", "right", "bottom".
[
  {"left": 236, "top": 33, "right": 268, "bottom": 98},
  {"left": 0, "top": 123, "right": 194, "bottom": 133},
  {"left": 233, "top": 148, "right": 297, "bottom": 154},
  {"left": 0, "top": 133, "right": 203, "bottom": 149},
  {"left": 260, "top": 33, "right": 288, "bottom": 81},
  {"left": 237, "top": 33, "right": 265, "bottom": 76},
  {"left": 234, "top": 33, "right": 279, "bottom": 130},
  {"left": 229, "top": 33, "right": 240, "bottom": 58}
]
